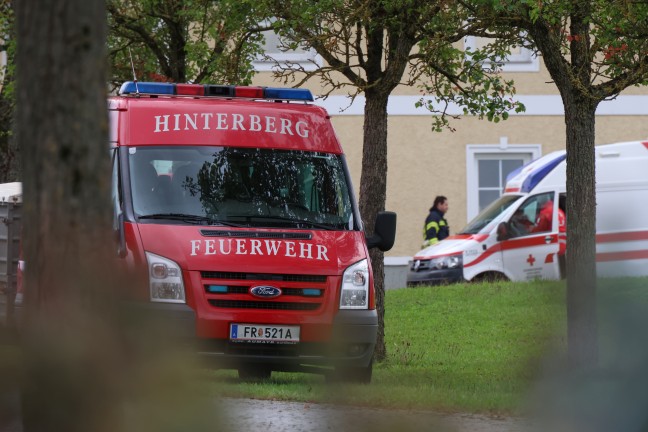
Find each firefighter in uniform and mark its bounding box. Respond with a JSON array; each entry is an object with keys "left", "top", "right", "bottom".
[{"left": 422, "top": 196, "right": 450, "bottom": 248}]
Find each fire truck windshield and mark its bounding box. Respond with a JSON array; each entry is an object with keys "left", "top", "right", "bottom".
[{"left": 127, "top": 146, "right": 354, "bottom": 230}]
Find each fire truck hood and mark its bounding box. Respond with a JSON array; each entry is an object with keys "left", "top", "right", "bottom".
[
  {"left": 413, "top": 234, "right": 485, "bottom": 259},
  {"left": 136, "top": 224, "right": 367, "bottom": 274}
]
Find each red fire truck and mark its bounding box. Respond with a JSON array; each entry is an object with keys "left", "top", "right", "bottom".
[{"left": 107, "top": 81, "right": 395, "bottom": 382}]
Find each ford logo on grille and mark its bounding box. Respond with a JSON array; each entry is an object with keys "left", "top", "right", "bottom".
[{"left": 250, "top": 285, "right": 282, "bottom": 298}]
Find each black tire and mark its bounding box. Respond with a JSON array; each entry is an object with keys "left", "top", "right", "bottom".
[
  {"left": 238, "top": 364, "right": 271, "bottom": 381},
  {"left": 473, "top": 272, "right": 508, "bottom": 284}
]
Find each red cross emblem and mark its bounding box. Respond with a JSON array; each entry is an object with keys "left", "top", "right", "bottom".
[{"left": 526, "top": 254, "right": 536, "bottom": 266}]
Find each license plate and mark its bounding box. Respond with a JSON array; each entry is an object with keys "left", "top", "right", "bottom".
[{"left": 230, "top": 323, "right": 300, "bottom": 344}]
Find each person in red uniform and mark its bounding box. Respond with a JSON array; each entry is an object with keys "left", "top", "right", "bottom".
[
  {"left": 532, "top": 197, "right": 568, "bottom": 277},
  {"left": 531, "top": 199, "right": 566, "bottom": 233}
]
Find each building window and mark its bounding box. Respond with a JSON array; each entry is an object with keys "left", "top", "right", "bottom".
[
  {"left": 466, "top": 138, "right": 542, "bottom": 221},
  {"left": 477, "top": 158, "right": 525, "bottom": 209},
  {"left": 464, "top": 36, "right": 539, "bottom": 72},
  {"left": 253, "top": 23, "right": 321, "bottom": 72}
]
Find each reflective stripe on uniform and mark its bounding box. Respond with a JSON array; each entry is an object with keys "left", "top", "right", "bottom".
[{"left": 426, "top": 221, "right": 440, "bottom": 232}]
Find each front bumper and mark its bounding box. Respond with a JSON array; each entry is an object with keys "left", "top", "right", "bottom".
[
  {"left": 407, "top": 267, "right": 464, "bottom": 287},
  {"left": 122, "top": 301, "right": 197, "bottom": 341},
  {"left": 124, "top": 301, "right": 377, "bottom": 370},
  {"left": 197, "top": 309, "right": 377, "bottom": 370}
]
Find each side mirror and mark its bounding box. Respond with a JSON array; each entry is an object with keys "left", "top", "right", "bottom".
[
  {"left": 496, "top": 222, "right": 509, "bottom": 242},
  {"left": 366, "top": 211, "right": 397, "bottom": 251}
]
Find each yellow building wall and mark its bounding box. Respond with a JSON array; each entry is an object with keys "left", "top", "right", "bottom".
[
  {"left": 332, "top": 115, "right": 648, "bottom": 257},
  {"left": 253, "top": 61, "right": 648, "bottom": 258}
]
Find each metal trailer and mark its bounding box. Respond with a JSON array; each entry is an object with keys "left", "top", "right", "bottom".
[{"left": 0, "top": 182, "right": 22, "bottom": 330}]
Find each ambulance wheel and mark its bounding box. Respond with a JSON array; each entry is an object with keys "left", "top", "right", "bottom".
[
  {"left": 473, "top": 272, "right": 508, "bottom": 284},
  {"left": 238, "top": 364, "right": 271, "bottom": 381}
]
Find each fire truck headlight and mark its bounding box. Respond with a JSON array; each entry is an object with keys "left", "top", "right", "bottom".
[
  {"left": 146, "top": 252, "right": 186, "bottom": 303},
  {"left": 340, "top": 259, "right": 369, "bottom": 310}
]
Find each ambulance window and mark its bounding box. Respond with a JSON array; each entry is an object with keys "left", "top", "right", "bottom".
[
  {"left": 511, "top": 192, "right": 554, "bottom": 236},
  {"left": 459, "top": 194, "right": 520, "bottom": 234}
]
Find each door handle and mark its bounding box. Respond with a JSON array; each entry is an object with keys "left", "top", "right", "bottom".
[{"left": 544, "top": 236, "right": 552, "bottom": 244}]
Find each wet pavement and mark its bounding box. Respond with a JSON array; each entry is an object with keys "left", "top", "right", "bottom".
[
  {"left": 217, "top": 398, "right": 532, "bottom": 432},
  {"left": 2, "top": 391, "right": 531, "bottom": 432}
]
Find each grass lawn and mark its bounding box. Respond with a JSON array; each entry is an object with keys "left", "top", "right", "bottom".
[
  {"left": 4, "top": 278, "right": 645, "bottom": 417},
  {"left": 207, "top": 279, "right": 569, "bottom": 414}
]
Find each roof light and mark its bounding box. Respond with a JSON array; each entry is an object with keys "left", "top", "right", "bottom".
[
  {"left": 235, "top": 87, "right": 264, "bottom": 98},
  {"left": 118, "top": 81, "right": 314, "bottom": 102},
  {"left": 520, "top": 153, "right": 566, "bottom": 193},
  {"left": 176, "top": 84, "right": 204, "bottom": 96},
  {"left": 119, "top": 81, "right": 175, "bottom": 95},
  {"left": 264, "top": 87, "right": 314, "bottom": 101},
  {"left": 205, "top": 85, "right": 234, "bottom": 97},
  {"left": 505, "top": 165, "right": 524, "bottom": 184}
]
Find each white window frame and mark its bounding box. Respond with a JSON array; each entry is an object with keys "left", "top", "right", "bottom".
[
  {"left": 466, "top": 138, "right": 542, "bottom": 221},
  {"left": 253, "top": 22, "right": 322, "bottom": 72},
  {"left": 464, "top": 36, "right": 540, "bottom": 72}
]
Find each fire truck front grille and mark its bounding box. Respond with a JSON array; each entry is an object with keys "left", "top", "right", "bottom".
[
  {"left": 201, "top": 271, "right": 326, "bottom": 283},
  {"left": 201, "top": 271, "right": 328, "bottom": 311},
  {"left": 208, "top": 300, "right": 320, "bottom": 311},
  {"left": 208, "top": 286, "right": 322, "bottom": 297}
]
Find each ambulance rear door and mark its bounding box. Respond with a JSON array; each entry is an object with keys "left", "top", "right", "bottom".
[{"left": 501, "top": 191, "right": 561, "bottom": 281}]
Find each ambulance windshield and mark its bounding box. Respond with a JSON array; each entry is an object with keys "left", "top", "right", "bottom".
[
  {"left": 459, "top": 195, "right": 521, "bottom": 234},
  {"left": 128, "top": 146, "right": 354, "bottom": 230}
]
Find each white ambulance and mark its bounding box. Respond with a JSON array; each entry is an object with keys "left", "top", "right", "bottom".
[{"left": 407, "top": 140, "right": 648, "bottom": 286}]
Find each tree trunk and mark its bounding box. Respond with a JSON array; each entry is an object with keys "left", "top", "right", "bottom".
[
  {"left": 529, "top": 6, "right": 600, "bottom": 370},
  {"left": 14, "top": 2, "right": 121, "bottom": 431},
  {"left": 359, "top": 89, "right": 389, "bottom": 361},
  {"left": 563, "top": 91, "right": 599, "bottom": 369}
]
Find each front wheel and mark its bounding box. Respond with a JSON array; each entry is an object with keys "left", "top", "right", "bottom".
[{"left": 472, "top": 272, "right": 508, "bottom": 284}]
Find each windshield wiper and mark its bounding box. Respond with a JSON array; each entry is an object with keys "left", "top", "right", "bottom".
[
  {"left": 138, "top": 213, "right": 209, "bottom": 223},
  {"left": 232, "top": 215, "right": 336, "bottom": 230},
  {"left": 295, "top": 220, "right": 337, "bottom": 230},
  {"left": 137, "top": 213, "right": 246, "bottom": 227}
]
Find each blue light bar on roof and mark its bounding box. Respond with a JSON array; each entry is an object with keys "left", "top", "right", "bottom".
[
  {"left": 505, "top": 165, "right": 524, "bottom": 184},
  {"left": 119, "top": 81, "right": 175, "bottom": 95},
  {"left": 264, "top": 87, "right": 314, "bottom": 101},
  {"left": 118, "top": 81, "right": 314, "bottom": 101},
  {"left": 520, "top": 153, "right": 566, "bottom": 193}
]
